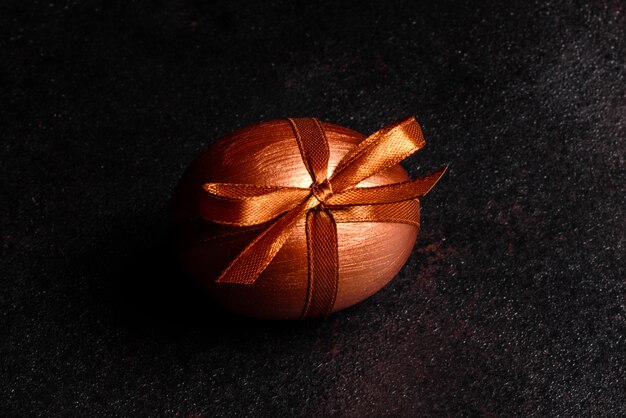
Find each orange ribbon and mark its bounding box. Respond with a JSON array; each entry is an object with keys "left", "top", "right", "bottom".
[{"left": 199, "top": 117, "right": 446, "bottom": 318}]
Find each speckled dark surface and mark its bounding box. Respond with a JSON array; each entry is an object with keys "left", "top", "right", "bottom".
[{"left": 1, "top": 0, "right": 625, "bottom": 416}]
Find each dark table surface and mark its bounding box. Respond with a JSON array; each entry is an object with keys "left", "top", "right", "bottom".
[{"left": 2, "top": 0, "right": 625, "bottom": 416}]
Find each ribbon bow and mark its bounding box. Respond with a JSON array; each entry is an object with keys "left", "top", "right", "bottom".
[{"left": 200, "top": 117, "right": 446, "bottom": 318}]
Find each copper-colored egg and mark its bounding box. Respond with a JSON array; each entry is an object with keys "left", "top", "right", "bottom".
[{"left": 169, "top": 120, "right": 419, "bottom": 320}]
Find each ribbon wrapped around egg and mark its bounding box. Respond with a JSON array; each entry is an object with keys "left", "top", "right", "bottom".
[{"left": 169, "top": 116, "right": 446, "bottom": 320}]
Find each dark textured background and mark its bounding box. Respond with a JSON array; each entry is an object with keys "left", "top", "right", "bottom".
[{"left": 1, "top": 0, "right": 625, "bottom": 416}]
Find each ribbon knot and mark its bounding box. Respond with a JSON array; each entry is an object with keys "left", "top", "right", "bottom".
[
  {"left": 199, "top": 116, "right": 447, "bottom": 318},
  {"left": 310, "top": 179, "right": 333, "bottom": 205}
]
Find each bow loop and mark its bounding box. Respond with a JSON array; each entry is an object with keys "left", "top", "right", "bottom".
[
  {"left": 329, "top": 116, "right": 426, "bottom": 193},
  {"left": 200, "top": 183, "right": 309, "bottom": 226}
]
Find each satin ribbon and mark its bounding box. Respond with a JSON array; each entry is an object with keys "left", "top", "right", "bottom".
[{"left": 200, "top": 117, "right": 446, "bottom": 318}]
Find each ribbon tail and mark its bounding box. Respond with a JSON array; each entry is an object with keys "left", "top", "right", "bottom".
[
  {"left": 330, "top": 200, "right": 420, "bottom": 227},
  {"left": 408, "top": 165, "right": 448, "bottom": 196},
  {"left": 300, "top": 209, "right": 339, "bottom": 319},
  {"left": 327, "top": 166, "right": 448, "bottom": 206},
  {"left": 215, "top": 202, "right": 308, "bottom": 285}
]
